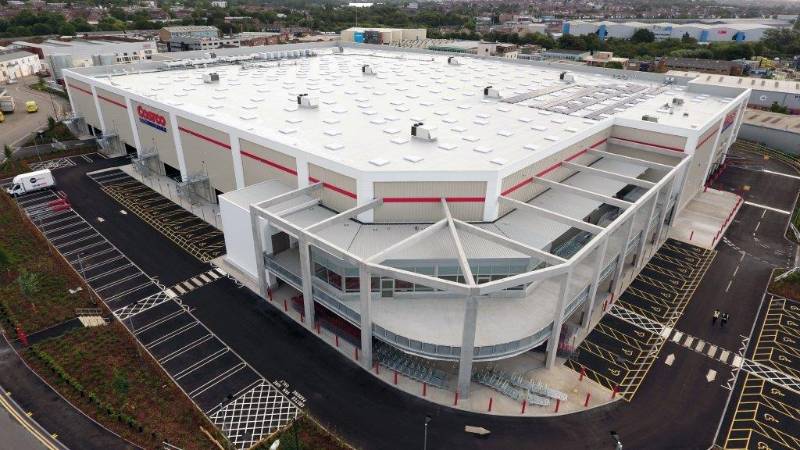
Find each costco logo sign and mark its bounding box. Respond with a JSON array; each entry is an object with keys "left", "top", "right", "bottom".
[{"left": 137, "top": 105, "right": 167, "bottom": 132}]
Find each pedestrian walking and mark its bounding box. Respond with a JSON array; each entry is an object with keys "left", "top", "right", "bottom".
[
  {"left": 721, "top": 312, "right": 729, "bottom": 327},
  {"left": 712, "top": 309, "right": 720, "bottom": 325}
]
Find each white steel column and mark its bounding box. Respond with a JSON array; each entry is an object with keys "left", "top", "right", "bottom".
[
  {"left": 356, "top": 177, "right": 374, "bottom": 222},
  {"left": 250, "top": 209, "right": 268, "bottom": 298},
  {"left": 63, "top": 78, "right": 77, "bottom": 118},
  {"left": 546, "top": 270, "right": 572, "bottom": 369},
  {"left": 482, "top": 174, "right": 502, "bottom": 221},
  {"left": 297, "top": 239, "right": 315, "bottom": 329},
  {"left": 610, "top": 216, "right": 636, "bottom": 301},
  {"left": 124, "top": 96, "right": 143, "bottom": 156},
  {"left": 167, "top": 111, "right": 189, "bottom": 179},
  {"left": 634, "top": 196, "right": 658, "bottom": 269},
  {"left": 295, "top": 158, "right": 309, "bottom": 189},
  {"left": 653, "top": 177, "right": 676, "bottom": 248},
  {"left": 229, "top": 134, "right": 245, "bottom": 189},
  {"left": 359, "top": 266, "right": 373, "bottom": 370},
  {"left": 90, "top": 85, "right": 106, "bottom": 133},
  {"left": 582, "top": 237, "right": 609, "bottom": 330},
  {"left": 457, "top": 296, "right": 478, "bottom": 396}
]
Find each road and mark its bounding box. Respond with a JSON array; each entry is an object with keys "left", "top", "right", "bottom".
[
  {"left": 0, "top": 390, "right": 51, "bottom": 450},
  {"left": 30, "top": 148, "right": 800, "bottom": 450},
  {"left": 1, "top": 78, "right": 71, "bottom": 149}
]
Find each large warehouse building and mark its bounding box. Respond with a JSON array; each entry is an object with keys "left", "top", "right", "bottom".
[
  {"left": 63, "top": 43, "right": 749, "bottom": 400},
  {"left": 564, "top": 20, "right": 772, "bottom": 42}
]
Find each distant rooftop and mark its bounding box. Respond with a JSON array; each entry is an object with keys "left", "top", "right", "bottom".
[{"left": 743, "top": 109, "right": 800, "bottom": 134}]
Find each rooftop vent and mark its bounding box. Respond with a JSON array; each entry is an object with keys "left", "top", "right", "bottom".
[
  {"left": 447, "top": 56, "right": 461, "bottom": 66},
  {"left": 297, "top": 94, "right": 319, "bottom": 109},
  {"left": 641, "top": 115, "right": 659, "bottom": 123},
  {"left": 203, "top": 73, "right": 219, "bottom": 84},
  {"left": 559, "top": 71, "right": 575, "bottom": 83},
  {"left": 483, "top": 86, "right": 501, "bottom": 99},
  {"left": 411, "top": 122, "right": 437, "bottom": 141},
  {"left": 672, "top": 97, "right": 684, "bottom": 106},
  {"left": 362, "top": 64, "right": 376, "bottom": 76}
]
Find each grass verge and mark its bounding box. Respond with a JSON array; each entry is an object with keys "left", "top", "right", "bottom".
[
  {"left": 769, "top": 268, "right": 800, "bottom": 301},
  {"left": 25, "top": 324, "right": 226, "bottom": 449},
  {"left": 254, "top": 414, "right": 352, "bottom": 450}
]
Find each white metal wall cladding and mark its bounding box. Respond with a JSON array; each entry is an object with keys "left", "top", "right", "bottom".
[
  {"left": 65, "top": 78, "right": 101, "bottom": 131},
  {"left": 682, "top": 120, "right": 723, "bottom": 209},
  {"left": 239, "top": 139, "right": 298, "bottom": 188},
  {"left": 95, "top": 88, "right": 134, "bottom": 147},
  {"left": 131, "top": 100, "right": 179, "bottom": 170},
  {"left": 499, "top": 130, "right": 611, "bottom": 217},
  {"left": 176, "top": 117, "right": 236, "bottom": 193},
  {"left": 308, "top": 164, "right": 357, "bottom": 213},
  {"left": 611, "top": 125, "right": 688, "bottom": 152},
  {"left": 373, "top": 181, "right": 487, "bottom": 222}
]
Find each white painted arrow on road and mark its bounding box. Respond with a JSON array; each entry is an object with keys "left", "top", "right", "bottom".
[
  {"left": 706, "top": 369, "right": 717, "bottom": 382},
  {"left": 665, "top": 354, "right": 675, "bottom": 366}
]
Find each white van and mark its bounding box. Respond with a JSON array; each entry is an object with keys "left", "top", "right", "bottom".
[{"left": 5, "top": 169, "right": 56, "bottom": 197}]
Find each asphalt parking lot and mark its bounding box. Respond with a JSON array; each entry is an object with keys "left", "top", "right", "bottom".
[
  {"left": 717, "top": 295, "right": 800, "bottom": 450},
  {"left": 12, "top": 187, "right": 299, "bottom": 450},
  {"left": 88, "top": 168, "right": 225, "bottom": 262},
  {"left": 566, "top": 238, "right": 715, "bottom": 400}
]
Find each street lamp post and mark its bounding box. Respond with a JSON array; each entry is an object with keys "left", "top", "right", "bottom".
[
  {"left": 423, "top": 415, "right": 432, "bottom": 450},
  {"left": 610, "top": 431, "right": 622, "bottom": 450}
]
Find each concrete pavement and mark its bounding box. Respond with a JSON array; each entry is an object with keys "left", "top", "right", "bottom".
[{"left": 1, "top": 78, "right": 71, "bottom": 150}]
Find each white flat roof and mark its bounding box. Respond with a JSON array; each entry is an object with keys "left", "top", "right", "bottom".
[{"left": 86, "top": 47, "right": 727, "bottom": 174}]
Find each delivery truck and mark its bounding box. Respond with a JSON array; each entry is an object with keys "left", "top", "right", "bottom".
[
  {"left": 0, "top": 96, "right": 15, "bottom": 113},
  {"left": 5, "top": 169, "right": 56, "bottom": 197}
]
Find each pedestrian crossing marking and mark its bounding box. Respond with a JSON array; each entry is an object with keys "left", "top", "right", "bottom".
[
  {"left": 191, "top": 277, "right": 203, "bottom": 287},
  {"left": 672, "top": 331, "right": 683, "bottom": 343},
  {"left": 182, "top": 281, "right": 194, "bottom": 291},
  {"left": 199, "top": 274, "right": 211, "bottom": 283},
  {"left": 174, "top": 284, "right": 187, "bottom": 295},
  {"left": 165, "top": 289, "right": 177, "bottom": 299},
  {"left": 720, "top": 350, "right": 730, "bottom": 364},
  {"left": 208, "top": 271, "right": 220, "bottom": 279},
  {"left": 660, "top": 326, "right": 672, "bottom": 338},
  {"left": 732, "top": 355, "right": 743, "bottom": 368},
  {"left": 684, "top": 336, "right": 694, "bottom": 348},
  {"left": 695, "top": 340, "right": 705, "bottom": 352},
  {"left": 215, "top": 267, "right": 227, "bottom": 276},
  {"left": 707, "top": 345, "right": 718, "bottom": 358}
]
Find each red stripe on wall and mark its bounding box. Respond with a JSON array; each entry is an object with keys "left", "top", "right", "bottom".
[
  {"left": 240, "top": 150, "right": 298, "bottom": 176},
  {"left": 308, "top": 176, "right": 357, "bottom": 199},
  {"left": 178, "top": 126, "right": 231, "bottom": 150},
  {"left": 697, "top": 127, "right": 720, "bottom": 148},
  {"left": 503, "top": 138, "right": 608, "bottom": 196},
  {"left": 98, "top": 95, "right": 127, "bottom": 109},
  {"left": 613, "top": 136, "right": 684, "bottom": 153},
  {"left": 383, "top": 197, "right": 485, "bottom": 203},
  {"left": 70, "top": 84, "right": 93, "bottom": 96}
]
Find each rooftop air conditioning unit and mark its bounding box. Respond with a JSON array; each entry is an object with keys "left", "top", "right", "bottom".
[
  {"left": 559, "top": 71, "right": 575, "bottom": 83},
  {"left": 362, "top": 64, "right": 376, "bottom": 75},
  {"left": 672, "top": 97, "right": 684, "bottom": 106},
  {"left": 483, "top": 86, "right": 501, "bottom": 98},
  {"left": 411, "top": 122, "right": 437, "bottom": 141},
  {"left": 447, "top": 56, "right": 461, "bottom": 65},
  {"left": 203, "top": 72, "right": 219, "bottom": 83},
  {"left": 641, "top": 115, "right": 658, "bottom": 123},
  {"left": 297, "top": 93, "right": 319, "bottom": 109}
]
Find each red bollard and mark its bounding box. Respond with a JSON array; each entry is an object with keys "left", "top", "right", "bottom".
[
  {"left": 454, "top": 391, "right": 459, "bottom": 406},
  {"left": 374, "top": 362, "right": 379, "bottom": 375},
  {"left": 584, "top": 392, "right": 591, "bottom": 407},
  {"left": 283, "top": 299, "right": 288, "bottom": 312},
  {"left": 488, "top": 397, "right": 493, "bottom": 412},
  {"left": 315, "top": 323, "right": 321, "bottom": 335},
  {"left": 16, "top": 326, "right": 28, "bottom": 347},
  {"left": 354, "top": 347, "right": 359, "bottom": 361},
  {"left": 300, "top": 313, "right": 304, "bottom": 323},
  {"left": 555, "top": 398, "right": 560, "bottom": 413},
  {"left": 335, "top": 335, "right": 339, "bottom": 347},
  {"left": 521, "top": 399, "right": 527, "bottom": 414},
  {"left": 422, "top": 382, "right": 427, "bottom": 397},
  {"left": 689, "top": 230, "right": 694, "bottom": 241},
  {"left": 393, "top": 371, "right": 398, "bottom": 385},
  {"left": 267, "top": 288, "right": 272, "bottom": 301},
  {"left": 579, "top": 366, "right": 586, "bottom": 381},
  {"left": 612, "top": 386, "right": 619, "bottom": 399}
]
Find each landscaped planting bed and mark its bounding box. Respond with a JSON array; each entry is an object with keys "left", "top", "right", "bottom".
[
  {"left": 25, "top": 324, "right": 225, "bottom": 450},
  {"left": 770, "top": 268, "right": 800, "bottom": 301},
  {"left": 255, "top": 415, "right": 351, "bottom": 450},
  {"left": 0, "top": 193, "right": 96, "bottom": 334}
]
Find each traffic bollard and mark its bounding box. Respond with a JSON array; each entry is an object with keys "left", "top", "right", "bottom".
[
  {"left": 488, "top": 397, "right": 493, "bottom": 412},
  {"left": 454, "top": 391, "right": 459, "bottom": 406},
  {"left": 335, "top": 335, "right": 339, "bottom": 347},
  {"left": 612, "top": 386, "right": 619, "bottom": 399},
  {"left": 584, "top": 392, "right": 591, "bottom": 407},
  {"left": 555, "top": 398, "right": 560, "bottom": 413},
  {"left": 422, "top": 382, "right": 427, "bottom": 397},
  {"left": 394, "top": 371, "right": 398, "bottom": 385},
  {"left": 521, "top": 399, "right": 527, "bottom": 414}
]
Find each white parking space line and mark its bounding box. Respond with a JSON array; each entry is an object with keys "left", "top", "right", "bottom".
[
  {"left": 188, "top": 363, "right": 246, "bottom": 398},
  {"left": 158, "top": 334, "right": 215, "bottom": 363},
  {"left": 763, "top": 169, "right": 800, "bottom": 180},
  {"left": 174, "top": 349, "right": 230, "bottom": 380},
  {"left": 85, "top": 263, "right": 135, "bottom": 282},
  {"left": 94, "top": 273, "right": 147, "bottom": 292},
  {"left": 106, "top": 282, "right": 156, "bottom": 303},
  {"left": 134, "top": 310, "right": 186, "bottom": 334},
  {"left": 743, "top": 201, "right": 790, "bottom": 215},
  {"left": 146, "top": 322, "right": 200, "bottom": 348}
]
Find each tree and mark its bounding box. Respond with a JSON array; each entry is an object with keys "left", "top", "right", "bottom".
[
  {"left": 769, "top": 101, "right": 789, "bottom": 114},
  {"left": 604, "top": 61, "right": 624, "bottom": 69},
  {"left": 17, "top": 270, "right": 41, "bottom": 310},
  {"left": 630, "top": 28, "right": 655, "bottom": 44},
  {"left": 59, "top": 22, "right": 76, "bottom": 36}
]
